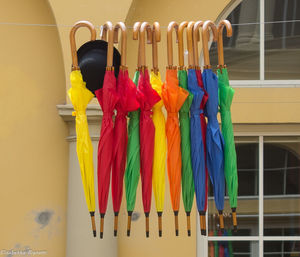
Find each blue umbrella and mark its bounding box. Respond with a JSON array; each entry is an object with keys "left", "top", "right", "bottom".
[
  {"left": 186, "top": 21, "right": 207, "bottom": 236},
  {"left": 188, "top": 68, "right": 206, "bottom": 231},
  {"left": 202, "top": 20, "right": 225, "bottom": 232}
]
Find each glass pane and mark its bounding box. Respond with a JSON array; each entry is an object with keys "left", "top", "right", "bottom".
[
  {"left": 208, "top": 241, "right": 259, "bottom": 257},
  {"left": 264, "top": 136, "right": 300, "bottom": 236},
  {"left": 265, "top": 0, "right": 300, "bottom": 79},
  {"left": 264, "top": 241, "right": 300, "bottom": 256},
  {"left": 210, "top": 0, "right": 260, "bottom": 80},
  {"left": 208, "top": 137, "right": 259, "bottom": 236}
]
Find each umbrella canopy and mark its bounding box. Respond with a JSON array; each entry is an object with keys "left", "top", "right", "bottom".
[
  {"left": 162, "top": 21, "right": 188, "bottom": 236},
  {"left": 134, "top": 22, "right": 161, "bottom": 237},
  {"left": 178, "top": 21, "right": 194, "bottom": 236},
  {"left": 150, "top": 22, "right": 166, "bottom": 237},
  {"left": 217, "top": 20, "right": 238, "bottom": 232},
  {"left": 150, "top": 71, "right": 166, "bottom": 237},
  {"left": 187, "top": 21, "right": 207, "bottom": 236},
  {"left": 193, "top": 20, "right": 210, "bottom": 235},
  {"left": 111, "top": 22, "right": 140, "bottom": 236},
  {"left": 218, "top": 68, "right": 238, "bottom": 227},
  {"left": 124, "top": 22, "right": 143, "bottom": 237},
  {"left": 163, "top": 68, "right": 188, "bottom": 236},
  {"left": 95, "top": 22, "right": 119, "bottom": 238},
  {"left": 202, "top": 20, "right": 225, "bottom": 232},
  {"left": 69, "top": 21, "right": 97, "bottom": 237},
  {"left": 124, "top": 69, "right": 141, "bottom": 236},
  {"left": 138, "top": 68, "right": 160, "bottom": 237}
]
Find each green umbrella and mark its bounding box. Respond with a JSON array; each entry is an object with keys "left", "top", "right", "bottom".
[
  {"left": 218, "top": 67, "right": 238, "bottom": 231},
  {"left": 125, "top": 70, "right": 140, "bottom": 236},
  {"left": 178, "top": 68, "right": 194, "bottom": 236}
]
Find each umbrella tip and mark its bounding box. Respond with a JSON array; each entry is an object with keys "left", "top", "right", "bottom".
[
  {"left": 100, "top": 232, "right": 103, "bottom": 239},
  {"left": 146, "top": 231, "right": 149, "bottom": 238},
  {"left": 201, "top": 229, "right": 207, "bottom": 236},
  {"left": 114, "top": 230, "right": 117, "bottom": 237},
  {"left": 159, "top": 230, "right": 162, "bottom": 237},
  {"left": 93, "top": 230, "right": 96, "bottom": 237},
  {"left": 175, "top": 229, "right": 179, "bottom": 236},
  {"left": 127, "top": 230, "right": 131, "bottom": 237},
  {"left": 188, "top": 230, "right": 191, "bottom": 237}
]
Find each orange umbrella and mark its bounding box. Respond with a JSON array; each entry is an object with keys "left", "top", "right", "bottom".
[{"left": 162, "top": 21, "right": 188, "bottom": 236}]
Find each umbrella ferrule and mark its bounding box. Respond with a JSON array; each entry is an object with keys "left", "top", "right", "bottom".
[{"left": 106, "top": 66, "right": 114, "bottom": 71}]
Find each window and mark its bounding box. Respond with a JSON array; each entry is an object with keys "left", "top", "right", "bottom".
[
  {"left": 209, "top": 0, "right": 300, "bottom": 86},
  {"left": 201, "top": 135, "right": 300, "bottom": 257}
]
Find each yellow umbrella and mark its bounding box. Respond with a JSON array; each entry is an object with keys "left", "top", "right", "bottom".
[
  {"left": 68, "top": 21, "right": 96, "bottom": 237},
  {"left": 150, "top": 22, "right": 166, "bottom": 237}
]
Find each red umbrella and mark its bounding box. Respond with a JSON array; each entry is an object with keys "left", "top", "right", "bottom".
[
  {"left": 111, "top": 22, "right": 140, "bottom": 236},
  {"left": 133, "top": 22, "right": 161, "bottom": 237},
  {"left": 95, "top": 21, "right": 119, "bottom": 238}
]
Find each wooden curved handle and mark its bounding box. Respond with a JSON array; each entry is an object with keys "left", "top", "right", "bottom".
[
  {"left": 202, "top": 20, "right": 218, "bottom": 68},
  {"left": 133, "top": 22, "right": 142, "bottom": 68},
  {"left": 114, "top": 22, "right": 127, "bottom": 67},
  {"left": 100, "top": 21, "right": 114, "bottom": 68},
  {"left": 167, "top": 21, "right": 179, "bottom": 68},
  {"left": 178, "top": 21, "right": 188, "bottom": 68},
  {"left": 193, "top": 21, "right": 204, "bottom": 67},
  {"left": 152, "top": 22, "right": 161, "bottom": 73},
  {"left": 70, "top": 21, "right": 96, "bottom": 70},
  {"left": 140, "top": 22, "right": 152, "bottom": 67},
  {"left": 217, "top": 20, "right": 232, "bottom": 67},
  {"left": 187, "top": 21, "right": 195, "bottom": 67}
]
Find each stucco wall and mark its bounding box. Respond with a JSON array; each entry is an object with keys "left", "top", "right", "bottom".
[{"left": 0, "top": 0, "right": 68, "bottom": 256}]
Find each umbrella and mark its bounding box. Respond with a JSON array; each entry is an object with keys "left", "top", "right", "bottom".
[
  {"left": 187, "top": 21, "right": 209, "bottom": 236},
  {"left": 177, "top": 21, "right": 194, "bottom": 236},
  {"left": 193, "top": 20, "right": 210, "bottom": 235},
  {"left": 134, "top": 22, "right": 161, "bottom": 237},
  {"left": 96, "top": 21, "right": 119, "bottom": 238},
  {"left": 111, "top": 22, "right": 140, "bottom": 236},
  {"left": 68, "top": 21, "right": 97, "bottom": 237},
  {"left": 162, "top": 21, "right": 188, "bottom": 236},
  {"left": 149, "top": 22, "right": 167, "bottom": 237},
  {"left": 202, "top": 20, "right": 225, "bottom": 233},
  {"left": 217, "top": 20, "right": 238, "bottom": 232},
  {"left": 124, "top": 21, "right": 142, "bottom": 237}
]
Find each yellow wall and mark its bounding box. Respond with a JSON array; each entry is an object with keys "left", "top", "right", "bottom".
[{"left": 0, "top": 0, "right": 68, "bottom": 255}]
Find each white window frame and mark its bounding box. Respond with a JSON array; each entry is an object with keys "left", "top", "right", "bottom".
[
  {"left": 197, "top": 132, "right": 300, "bottom": 257},
  {"left": 212, "top": 0, "right": 300, "bottom": 88}
]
